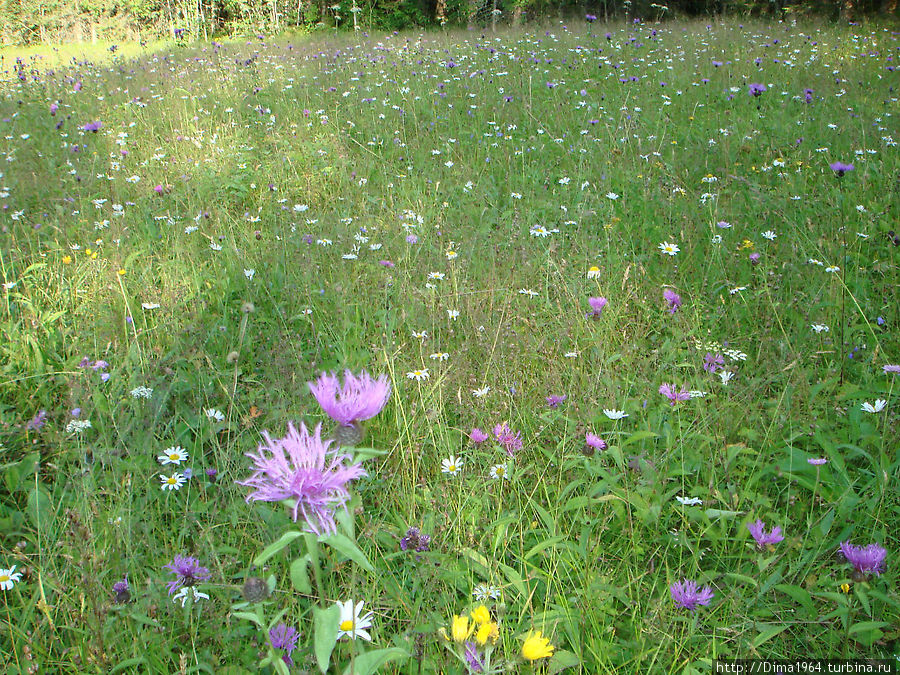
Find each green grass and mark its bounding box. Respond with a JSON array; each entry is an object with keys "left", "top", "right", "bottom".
[{"left": 0, "top": 17, "right": 898, "bottom": 675}]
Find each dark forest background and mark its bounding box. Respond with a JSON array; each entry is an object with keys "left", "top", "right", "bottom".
[{"left": 1, "top": 0, "right": 897, "bottom": 47}]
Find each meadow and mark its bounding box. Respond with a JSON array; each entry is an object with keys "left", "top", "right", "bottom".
[{"left": 0, "top": 16, "right": 898, "bottom": 674}]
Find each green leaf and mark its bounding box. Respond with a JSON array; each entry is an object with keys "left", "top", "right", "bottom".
[
  {"left": 26, "top": 486, "right": 52, "bottom": 529},
  {"left": 342, "top": 647, "right": 408, "bottom": 675},
  {"left": 273, "top": 658, "right": 291, "bottom": 675},
  {"left": 775, "top": 584, "right": 816, "bottom": 618},
  {"left": 290, "top": 555, "right": 312, "bottom": 594},
  {"left": 548, "top": 650, "right": 581, "bottom": 675},
  {"left": 848, "top": 620, "right": 888, "bottom": 635},
  {"left": 622, "top": 430, "right": 658, "bottom": 447},
  {"left": 110, "top": 657, "right": 147, "bottom": 673},
  {"left": 320, "top": 532, "right": 374, "bottom": 573},
  {"left": 350, "top": 447, "right": 387, "bottom": 462},
  {"left": 723, "top": 573, "right": 758, "bottom": 588},
  {"left": 752, "top": 624, "right": 788, "bottom": 648},
  {"left": 252, "top": 531, "right": 303, "bottom": 567},
  {"left": 524, "top": 536, "right": 567, "bottom": 561},
  {"left": 231, "top": 611, "right": 265, "bottom": 628},
  {"left": 313, "top": 603, "right": 341, "bottom": 674}
]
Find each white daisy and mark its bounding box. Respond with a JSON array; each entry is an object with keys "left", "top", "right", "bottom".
[
  {"left": 441, "top": 455, "right": 463, "bottom": 475},
  {"left": 587, "top": 266, "right": 601, "bottom": 279},
  {"left": 336, "top": 599, "right": 374, "bottom": 641},
  {"left": 658, "top": 241, "right": 680, "bottom": 256},
  {"left": 447, "top": 310, "right": 460, "bottom": 320},
  {"left": 675, "top": 496, "right": 703, "bottom": 506},
  {"left": 0, "top": 565, "right": 23, "bottom": 590},
  {"left": 158, "top": 446, "right": 188, "bottom": 465},
  {"left": 429, "top": 352, "right": 449, "bottom": 362},
  {"left": 811, "top": 324, "right": 829, "bottom": 333},
  {"left": 160, "top": 473, "right": 187, "bottom": 491},
  {"left": 761, "top": 230, "right": 777, "bottom": 240},
  {"left": 205, "top": 408, "right": 225, "bottom": 422},
  {"left": 406, "top": 369, "right": 430, "bottom": 381},
  {"left": 603, "top": 409, "right": 628, "bottom": 420},
  {"left": 489, "top": 463, "right": 510, "bottom": 480},
  {"left": 472, "top": 386, "right": 490, "bottom": 398},
  {"left": 861, "top": 399, "right": 887, "bottom": 413}
]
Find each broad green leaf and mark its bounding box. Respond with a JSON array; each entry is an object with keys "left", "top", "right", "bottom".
[
  {"left": 252, "top": 531, "right": 303, "bottom": 567},
  {"left": 775, "top": 584, "right": 816, "bottom": 618},
  {"left": 752, "top": 624, "right": 788, "bottom": 648},
  {"left": 548, "top": 650, "right": 581, "bottom": 675},
  {"left": 290, "top": 555, "right": 312, "bottom": 594},
  {"left": 723, "top": 573, "right": 758, "bottom": 588},
  {"left": 313, "top": 603, "right": 341, "bottom": 674},
  {"left": 26, "top": 487, "right": 52, "bottom": 529},
  {"left": 342, "top": 647, "right": 408, "bottom": 675},
  {"left": 350, "top": 447, "right": 387, "bottom": 462},
  {"left": 231, "top": 611, "right": 265, "bottom": 628},
  {"left": 848, "top": 620, "right": 888, "bottom": 635},
  {"left": 524, "top": 536, "right": 567, "bottom": 561},
  {"left": 622, "top": 430, "right": 659, "bottom": 447},
  {"left": 110, "top": 658, "right": 147, "bottom": 673},
  {"left": 321, "top": 532, "right": 375, "bottom": 573}
]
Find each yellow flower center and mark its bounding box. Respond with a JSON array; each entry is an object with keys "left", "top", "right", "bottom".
[
  {"left": 169, "top": 454, "right": 180, "bottom": 460},
  {"left": 166, "top": 477, "right": 178, "bottom": 485},
  {"left": 495, "top": 467, "right": 504, "bottom": 475},
  {"left": 340, "top": 619, "right": 354, "bottom": 631},
  {"left": 0, "top": 575, "right": 9, "bottom": 583},
  {"left": 448, "top": 464, "right": 456, "bottom": 472}
]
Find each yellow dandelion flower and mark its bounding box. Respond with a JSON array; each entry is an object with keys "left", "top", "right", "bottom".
[
  {"left": 471, "top": 605, "right": 491, "bottom": 626},
  {"left": 521, "top": 630, "right": 554, "bottom": 661},
  {"left": 451, "top": 614, "right": 474, "bottom": 642},
  {"left": 475, "top": 621, "right": 499, "bottom": 646},
  {"left": 62, "top": 255, "right": 72, "bottom": 264}
]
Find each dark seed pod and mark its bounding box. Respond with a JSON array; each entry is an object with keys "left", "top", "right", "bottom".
[{"left": 242, "top": 576, "right": 269, "bottom": 603}]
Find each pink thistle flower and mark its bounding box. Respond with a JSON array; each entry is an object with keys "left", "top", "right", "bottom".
[
  {"left": 163, "top": 555, "right": 211, "bottom": 596},
  {"left": 469, "top": 428, "right": 489, "bottom": 443},
  {"left": 236, "top": 422, "right": 366, "bottom": 536},
  {"left": 670, "top": 578, "right": 714, "bottom": 611},
  {"left": 587, "top": 296, "right": 608, "bottom": 318},
  {"left": 840, "top": 541, "right": 887, "bottom": 578},
  {"left": 663, "top": 289, "right": 682, "bottom": 314},
  {"left": 308, "top": 370, "right": 391, "bottom": 428},
  {"left": 659, "top": 383, "right": 691, "bottom": 405},
  {"left": 585, "top": 433, "right": 607, "bottom": 451},
  {"left": 747, "top": 519, "right": 784, "bottom": 549},
  {"left": 493, "top": 423, "right": 523, "bottom": 457}
]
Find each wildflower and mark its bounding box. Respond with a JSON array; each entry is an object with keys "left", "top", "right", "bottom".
[
  {"left": 172, "top": 586, "right": 210, "bottom": 607},
  {"left": 205, "top": 408, "right": 225, "bottom": 422},
  {"left": 0, "top": 565, "right": 23, "bottom": 591},
  {"left": 861, "top": 399, "right": 887, "bottom": 413},
  {"left": 336, "top": 600, "right": 373, "bottom": 641},
  {"left": 26, "top": 410, "right": 47, "bottom": 431},
  {"left": 473, "top": 386, "right": 490, "bottom": 398},
  {"left": 521, "top": 631, "right": 554, "bottom": 661},
  {"left": 160, "top": 473, "right": 187, "bottom": 491},
  {"left": 658, "top": 241, "right": 680, "bottom": 256},
  {"left": 130, "top": 386, "right": 153, "bottom": 399},
  {"left": 430, "top": 352, "right": 450, "bottom": 362},
  {"left": 490, "top": 463, "right": 509, "bottom": 480},
  {"left": 163, "top": 555, "right": 211, "bottom": 596},
  {"left": 829, "top": 161, "right": 854, "bottom": 177},
  {"left": 747, "top": 519, "right": 784, "bottom": 549},
  {"left": 473, "top": 584, "right": 501, "bottom": 601},
  {"left": 474, "top": 620, "right": 499, "bottom": 646},
  {"left": 670, "top": 579, "right": 714, "bottom": 610},
  {"left": 703, "top": 353, "right": 724, "bottom": 373},
  {"left": 587, "top": 265, "right": 601, "bottom": 279},
  {"left": 242, "top": 577, "right": 269, "bottom": 602},
  {"left": 469, "top": 428, "right": 489, "bottom": 443},
  {"left": 719, "top": 370, "right": 735, "bottom": 385},
  {"left": 407, "top": 369, "right": 430, "bottom": 381},
  {"left": 676, "top": 496, "right": 703, "bottom": 506},
  {"left": 840, "top": 541, "right": 887, "bottom": 578},
  {"left": 237, "top": 422, "right": 366, "bottom": 535},
  {"left": 585, "top": 433, "right": 607, "bottom": 451},
  {"left": 748, "top": 83, "right": 767, "bottom": 97},
  {"left": 663, "top": 289, "right": 682, "bottom": 314},
  {"left": 158, "top": 446, "right": 188, "bottom": 465},
  {"left": 308, "top": 370, "right": 391, "bottom": 428},
  {"left": 659, "top": 383, "right": 691, "bottom": 405},
  {"left": 546, "top": 395, "right": 566, "bottom": 408},
  {"left": 400, "top": 526, "right": 431, "bottom": 552},
  {"left": 811, "top": 324, "right": 829, "bottom": 333},
  {"left": 465, "top": 641, "right": 484, "bottom": 672},
  {"left": 269, "top": 623, "right": 300, "bottom": 665},
  {"left": 112, "top": 576, "right": 130, "bottom": 604},
  {"left": 587, "top": 296, "right": 608, "bottom": 318},
  {"left": 493, "top": 423, "right": 523, "bottom": 456},
  {"left": 442, "top": 455, "right": 463, "bottom": 475},
  {"left": 884, "top": 365, "right": 900, "bottom": 374},
  {"left": 761, "top": 230, "right": 776, "bottom": 240},
  {"left": 603, "top": 409, "right": 628, "bottom": 420},
  {"left": 66, "top": 419, "right": 92, "bottom": 434},
  {"left": 808, "top": 457, "right": 827, "bottom": 466}
]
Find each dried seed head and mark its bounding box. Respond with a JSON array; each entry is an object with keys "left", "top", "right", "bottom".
[{"left": 242, "top": 576, "right": 269, "bottom": 603}]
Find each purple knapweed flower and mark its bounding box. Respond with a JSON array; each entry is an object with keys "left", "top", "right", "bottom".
[
  {"left": 840, "top": 541, "right": 887, "bottom": 578},
  {"left": 400, "top": 526, "right": 431, "bottom": 553},
  {"left": 82, "top": 120, "right": 102, "bottom": 132},
  {"left": 829, "top": 161, "right": 854, "bottom": 177},
  {"left": 670, "top": 579, "right": 714, "bottom": 611},
  {"left": 493, "top": 423, "right": 523, "bottom": 457},
  {"left": 587, "top": 296, "right": 608, "bottom": 318},
  {"left": 163, "top": 555, "right": 211, "bottom": 596},
  {"left": 112, "top": 575, "right": 130, "bottom": 604},
  {"left": 237, "top": 422, "right": 366, "bottom": 536},
  {"left": 585, "top": 14, "right": 596, "bottom": 22},
  {"left": 883, "top": 365, "right": 900, "bottom": 374},
  {"left": 703, "top": 353, "right": 724, "bottom": 373},
  {"left": 663, "top": 289, "right": 682, "bottom": 314},
  {"left": 546, "top": 395, "right": 567, "bottom": 408},
  {"left": 308, "top": 370, "right": 391, "bottom": 428},
  {"left": 269, "top": 623, "right": 299, "bottom": 666},
  {"left": 748, "top": 83, "right": 767, "bottom": 97},
  {"left": 464, "top": 641, "right": 484, "bottom": 672},
  {"left": 808, "top": 457, "right": 827, "bottom": 466},
  {"left": 469, "top": 428, "right": 489, "bottom": 443},
  {"left": 804, "top": 88, "right": 814, "bottom": 103},
  {"left": 406, "top": 234, "right": 418, "bottom": 244},
  {"left": 585, "top": 433, "right": 607, "bottom": 451},
  {"left": 26, "top": 410, "right": 47, "bottom": 431},
  {"left": 749, "top": 252, "right": 761, "bottom": 264},
  {"left": 659, "top": 383, "right": 691, "bottom": 405},
  {"left": 747, "top": 519, "right": 784, "bottom": 549}
]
